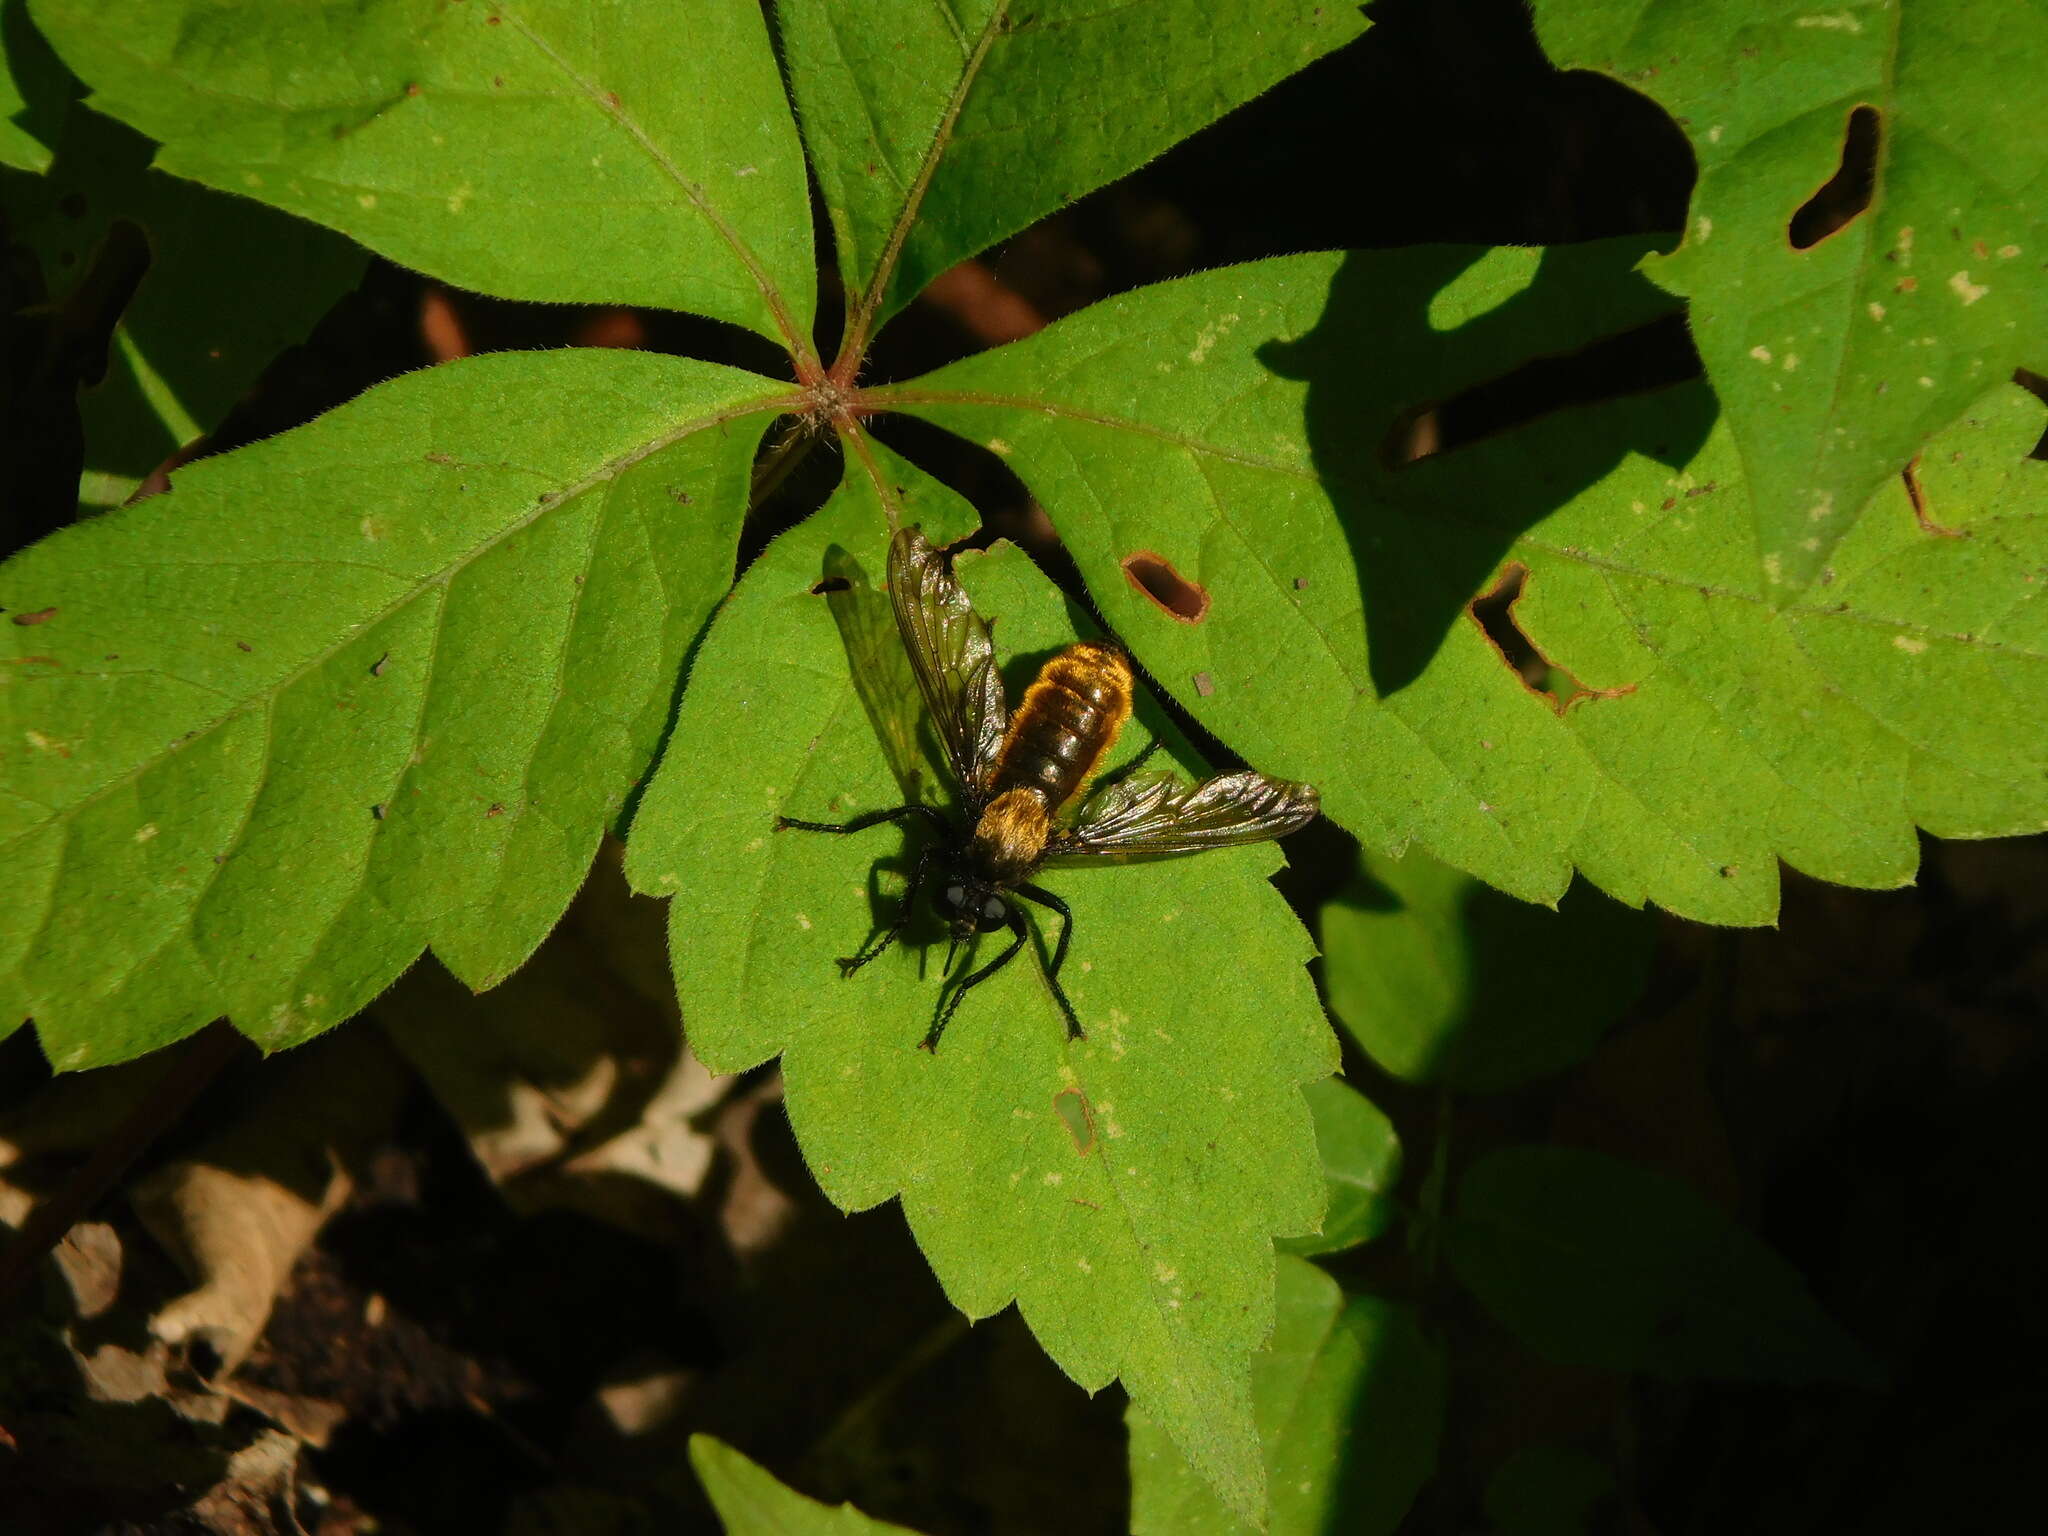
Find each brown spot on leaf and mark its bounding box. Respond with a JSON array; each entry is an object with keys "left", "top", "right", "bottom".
[
  {"left": 1469, "top": 564, "right": 1636, "bottom": 715},
  {"left": 1121, "top": 551, "right": 1209, "bottom": 623},
  {"left": 1192, "top": 671, "right": 1216, "bottom": 697},
  {"left": 1053, "top": 1090, "right": 1095, "bottom": 1155},
  {"left": 10, "top": 607, "right": 57, "bottom": 626},
  {"left": 1790, "top": 105, "right": 1880, "bottom": 249}
]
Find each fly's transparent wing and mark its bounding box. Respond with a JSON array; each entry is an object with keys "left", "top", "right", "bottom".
[
  {"left": 820, "top": 545, "right": 933, "bottom": 805},
  {"left": 888, "top": 526, "right": 1008, "bottom": 796},
  {"left": 1047, "top": 770, "right": 1320, "bottom": 860}
]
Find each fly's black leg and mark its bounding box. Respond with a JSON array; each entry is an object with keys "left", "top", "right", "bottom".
[
  {"left": 776, "top": 803, "right": 951, "bottom": 979},
  {"left": 1085, "top": 737, "right": 1164, "bottom": 799},
  {"left": 776, "top": 803, "right": 949, "bottom": 838},
  {"left": 921, "top": 914, "right": 1027, "bottom": 1053},
  {"left": 1014, "top": 883, "right": 1084, "bottom": 1041},
  {"left": 839, "top": 842, "right": 935, "bottom": 976}
]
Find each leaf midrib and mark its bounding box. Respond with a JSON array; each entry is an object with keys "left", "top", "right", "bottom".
[{"left": 835, "top": 0, "right": 1011, "bottom": 367}]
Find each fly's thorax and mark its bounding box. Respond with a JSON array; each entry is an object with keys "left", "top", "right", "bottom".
[
  {"left": 990, "top": 640, "right": 1134, "bottom": 812},
  {"left": 967, "top": 785, "right": 1053, "bottom": 886}
]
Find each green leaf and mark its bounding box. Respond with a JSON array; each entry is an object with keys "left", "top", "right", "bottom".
[
  {"left": 1276, "top": 1076, "right": 1401, "bottom": 1257},
  {"left": 690, "top": 1434, "right": 925, "bottom": 1536},
  {"left": 883, "top": 245, "right": 2048, "bottom": 924},
  {"left": 779, "top": 0, "right": 1366, "bottom": 350},
  {"left": 28, "top": 0, "right": 815, "bottom": 352},
  {"left": 3, "top": 104, "right": 367, "bottom": 511},
  {"left": 1320, "top": 848, "right": 1654, "bottom": 1092},
  {"left": 624, "top": 443, "right": 1335, "bottom": 1523},
  {"left": 1, "top": 348, "right": 792, "bottom": 1067},
  {"left": 1531, "top": 0, "right": 2048, "bottom": 595},
  {"left": 1446, "top": 1145, "right": 1880, "bottom": 1384},
  {"left": 1128, "top": 1256, "right": 1445, "bottom": 1535},
  {"left": 1, "top": 0, "right": 70, "bottom": 172}
]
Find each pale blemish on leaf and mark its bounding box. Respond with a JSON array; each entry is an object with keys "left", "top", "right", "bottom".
[
  {"left": 1794, "top": 13, "right": 1863, "bottom": 31},
  {"left": 1694, "top": 215, "right": 1712, "bottom": 242},
  {"left": 1187, "top": 312, "right": 1240, "bottom": 365},
  {"left": 1948, "top": 270, "right": 1989, "bottom": 305},
  {"left": 1750, "top": 345, "right": 1772, "bottom": 363},
  {"left": 1893, "top": 634, "right": 1929, "bottom": 654},
  {"left": 1782, "top": 353, "right": 1800, "bottom": 371},
  {"left": 1868, "top": 302, "right": 1886, "bottom": 321},
  {"left": 447, "top": 184, "right": 473, "bottom": 214},
  {"left": 134, "top": 823, "right": 159, "bottom": 843},
  {"left": 987, "top": 438, "right": 1012, "bottom": 455},
  {"left": 1809, "top": 492, "right": 1835, "bottom": 523},
  {"left": 795, "top": 912, "right": 811, "bottom": 930}
]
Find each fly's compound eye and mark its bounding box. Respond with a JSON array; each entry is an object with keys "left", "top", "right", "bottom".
[
  {"left": 979, "top": 895, "right": 1008, "bottom": 930},
  {"left": 942, "top": 884, "right": 967, "bottom": 911}
]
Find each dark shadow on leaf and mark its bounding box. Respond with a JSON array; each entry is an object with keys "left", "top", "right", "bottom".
[{"left": 1259, "top": 241, "right": 1714, "bottom": 697}]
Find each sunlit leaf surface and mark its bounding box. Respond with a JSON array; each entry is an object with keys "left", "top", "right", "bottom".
[
  {"left": 30, "top": 0, "right": 816, "bottom": 347},
  {"left": 626, "top": 444, "right": 1335, "bottom": 1521},
  {"left": 887, "top": 247, "right": 2048, "bottom": 924},
  {"left": 1533, "top": 0, "right": 2048, "bottom": 593},
  {"left": 1, "top": 350, "right": 791, "bottom": 1066}
]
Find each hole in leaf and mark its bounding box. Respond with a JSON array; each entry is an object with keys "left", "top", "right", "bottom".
[
  {"left": 1121, "top": 551, "right": 1209, "bottom": 623},
  {"left": 1469, "top": 564, "right": 1634, "bottom": 715},
  {"left": 1789, "top": 105, "right": 1881, "bottom": 250},
  {"left": 1901, "top": 456, "right": 1965, "bottom": 538},
  {"left": 1053, "top": 1089, "right": 1095, "bottom": 1155},
  {"left": 1383, "top": 311, "right": 1700, "bottom": 468}
]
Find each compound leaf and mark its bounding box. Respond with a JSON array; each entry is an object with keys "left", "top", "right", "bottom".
[
  {"left": 28, "top": 0, "right": 815, "bottom": 350},
  {"left": 1531, "top": 0, "right": 2048, "bottom": 594},
  {"left": 1128, "top": 1256, "right": 1445, "bottom": 1535},
  {"left": 883, "top": 245, "right": 2048, "bottom": 925},
  {"left": 3, "top": 103, "right": 367, "bottom": 511},
  {"left": 690, "top": 1435, "right": 926, "bottom": 1536},
  {"left": 625, "top": 440, "right": 1335, "bottom": 1523},
  {"left": 1320, "top": 847, "right": 1655, "bottom": 1093},
  {"left": 1, "top": 348, "right": 792, "bottom": 1067},
  {"left": 779, "top": 0, "right": 1365, "bottom": 348},
  {"left": 1447, "top": 1145, "right": 1879, "bottom": 1383}
]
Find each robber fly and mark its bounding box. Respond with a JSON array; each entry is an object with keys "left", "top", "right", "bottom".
[{"left": 778, "top": 526, "right": 1319, "bottom": 1051}]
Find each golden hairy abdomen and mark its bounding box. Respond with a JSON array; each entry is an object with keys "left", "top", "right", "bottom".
[
  {"left": 969, "top": 640, "right": 1133, "bottom": 885},
  {"left": 991, "top": 640, "right": 1133, "bottom": 811}
]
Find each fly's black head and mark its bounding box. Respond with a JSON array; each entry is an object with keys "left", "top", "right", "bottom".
[{"left": 934, "top": 873, "right": 1010, "bottom": 936}]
